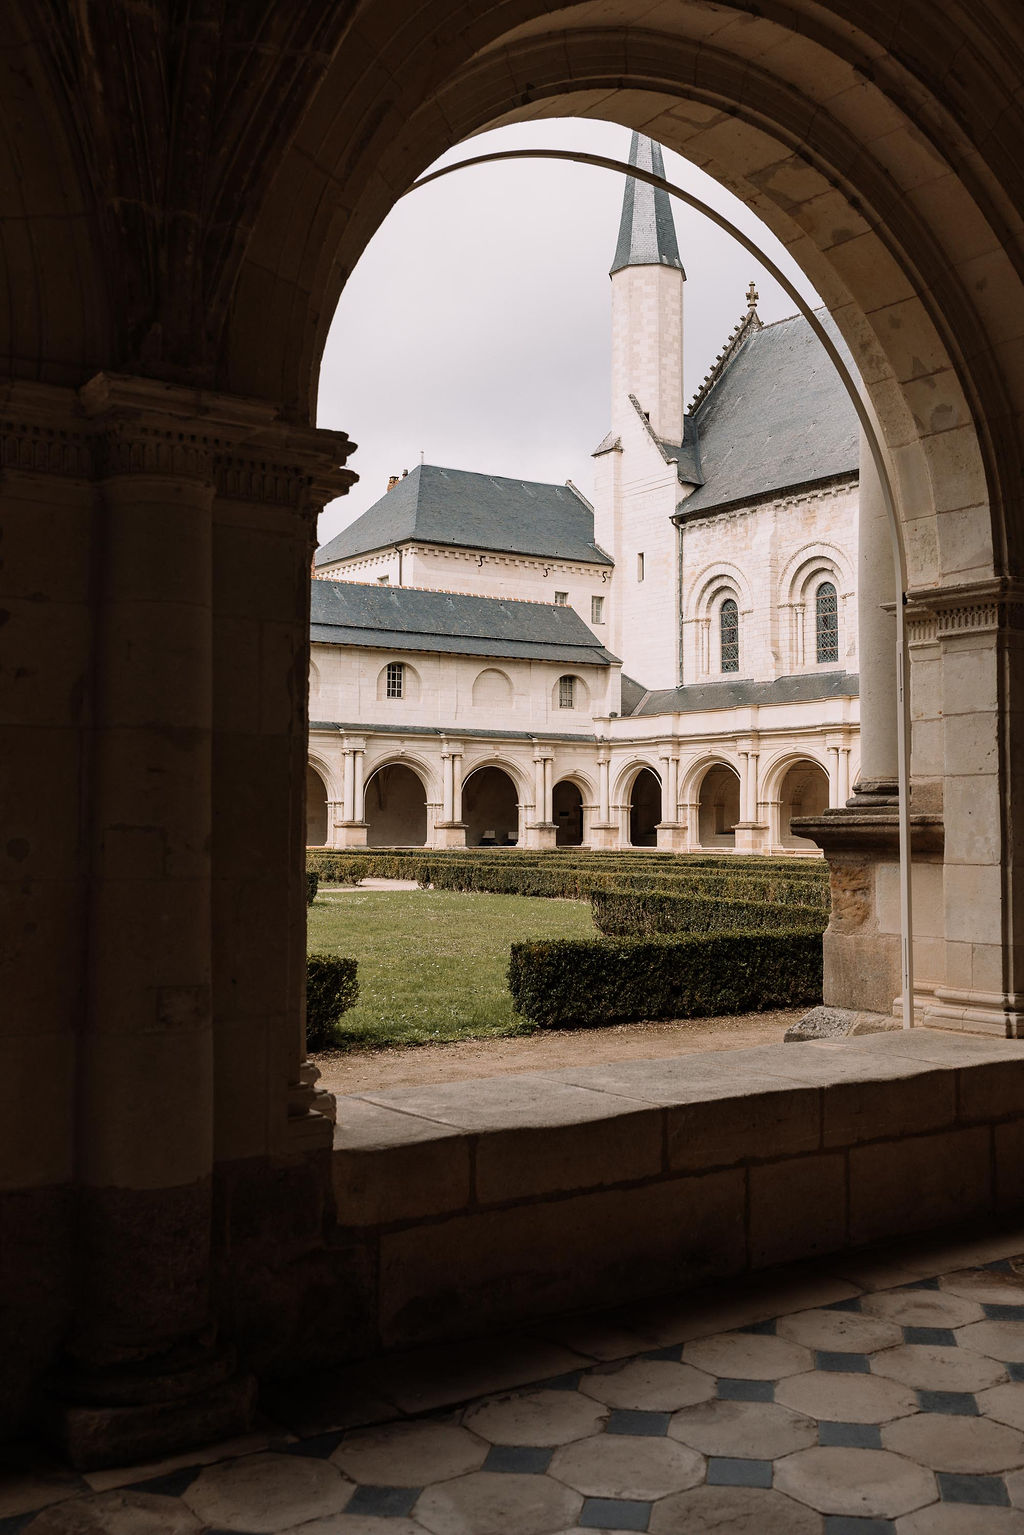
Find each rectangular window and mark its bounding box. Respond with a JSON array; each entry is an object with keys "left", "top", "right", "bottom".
[
  {"left": 591, "top": 595, "right": 604, "bottom": 624},
  {"left": 385, "top": 661, "right": 404, "bottom": 699},
  {"left": 554, "top": 591, "right": 568, "bottom": 606},
  {"left": 636, "top": 552, "right": 645, "bottom": 582},
  {"left": 558, "top": 674, "right": 576, "bottom": 709}
]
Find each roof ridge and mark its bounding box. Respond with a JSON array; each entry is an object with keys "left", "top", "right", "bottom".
[{"left": 687, "top": 301, "right": 763, "bottom": 415}]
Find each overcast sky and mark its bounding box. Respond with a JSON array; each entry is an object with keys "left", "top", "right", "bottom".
[{"left": 315, "top": 118, "right": 824, "bottom": 546}]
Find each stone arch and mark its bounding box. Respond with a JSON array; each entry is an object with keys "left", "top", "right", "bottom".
[
  {"left": 462, "top": 764, "right": 521, "bottom": 846},
  {"left": 777, "top": 759, "right": 831, "bottom": 850},
  {"left": 472, "top": 667, "right": 514, "bottom": 707},
  {"left": 696, "top": 761, "right": 742, "bottom": 849},
  {"left": 364, "top": 761, "right": 429, "bottom": 847},
  {"left": 305, "top": 763, "right": 329, "bottom": 848},
  {"left": 629, "top": 767, "right": 663, "bottom": 848},
  {"left": 779, "top": 543, "right": 855, "bottom": 670},
  {"left": 362, "top": 750, "right": 440, "bottom": 806},
  {"left": 552, "top": 778, "right": 585, "bottom": 846}
]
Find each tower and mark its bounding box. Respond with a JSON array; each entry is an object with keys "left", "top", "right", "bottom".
[
  {"left": 609, "top": 132, "right": 686, "bottom": 444},
  {"left": 593, "top": 133, "right": 686, "bottom": 692}
]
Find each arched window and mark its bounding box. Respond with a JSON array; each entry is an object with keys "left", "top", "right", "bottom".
[
  {"left": 720, "top": 598, "right": 739, "bottom": 673},
  {"left": 385, "top": 660, "right": 404, "bottom": 698},
  {"left": 558, "top": 674, "right": 576, "bottom": 709},
  {"left": 815, "top": 582, "right": 839, "bottom": 664}
]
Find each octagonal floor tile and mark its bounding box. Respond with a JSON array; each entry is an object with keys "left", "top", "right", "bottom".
[
  {"left": 579, "top": 1359, "right": 715, "bottom": 1411},
  {"left": 548, "top": 1433, "right": 703, "bottom": 1500},
  {"left": 414, "top": 1470, "right": 581, "bottom": 1534},
  {"left": 777, "top": 1308, "right": 903, "bottom": 1354},
  {"left": 774, "top": 1445, "right": 936, "bottom": 1517},
  {"left": 883, "top": 1411, "right": 1024, "bottom": 1472},
  {"left": 682, "top": 1331, "right": 813, "bottom": 1381},
  {"left": 332, "top": 1421, "right": 487, "bottom": 1486},
  {"left": 667, "top": 1397, "right": 817, "bottom": 1459},
  {"left": 184, "top": 1452, "right": 353, "bottom": 1533},
  {"left": 776, "top": 1368, "right": 918, "bottom": 1423},
  {"left": 897, "top": 1507, "right": 1024, "bottom": 1534},
  {"left": 23, "top": 1490, "right": 202, "bottom": 1534},
  {"left": 980, "top": 1385, "right": 1024, "bottom": 1432},
  {"left": 648, "top": 1483, "right": 823, "bottom": 1534},
  {"left": 463, "top": 1389, "right": 607, "bottom": 1447},
  {"left": 961, "top": 1321, "right": 1024, "bottom": 1363},
  {"left": 872, "top": 1344, "right": 1008, "bottom": 1394},
  {"left": 861, "top": 1288, "right": 985, "bottom": 1329},
  {"left": 942, "top": 1271, "right": 1024, "bottom": 1307}
]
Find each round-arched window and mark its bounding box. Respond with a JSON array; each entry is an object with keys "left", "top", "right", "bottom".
[
  {"left": 815, "top": 581, "right": 839, "bottom": 664},
  {"left": 720, "top": 598, "right": 739, "bottom": 673}
]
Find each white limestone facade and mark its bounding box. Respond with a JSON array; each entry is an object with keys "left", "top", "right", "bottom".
[{"left": 308, "top": 131, "right": 862, "bottom": 858}]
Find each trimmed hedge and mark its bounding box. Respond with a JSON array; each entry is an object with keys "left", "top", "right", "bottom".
[
  {"left": 306, "top": 954, "right": 360, "bottom": 1050},
  {"left": 306, "top": 871, "right": 319, "bottom": 905},
  {"left": 508, "top": 930, "right": 823, "bottom": 1028},
  {"left": 591, "top": 888, "right": 828, "bottom": 937}
]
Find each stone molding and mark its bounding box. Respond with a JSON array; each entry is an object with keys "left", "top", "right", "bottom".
[
  {"left": 904, "top": 578, "right": 1024, "bottom": 646},
  {"left": 792, "top": 806, "right": 944, "bottom": 857},
  {"left": 0, "top": 375, "right": 356, "bottom": 508}
]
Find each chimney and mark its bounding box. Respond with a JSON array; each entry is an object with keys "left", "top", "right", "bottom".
[{"left": 386, "top": 474, "right": 400, "bottom": 492}]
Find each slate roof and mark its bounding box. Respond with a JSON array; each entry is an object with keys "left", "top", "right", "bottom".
[
  {"left": 314, "top": 463, "right": 612, "bottom": 568},
  {"left": 610, "top": 133, "right": 686, "bottom": 277},
  {"left": 629, "top": 670, "right": 859, "bottom": 716},
  {"left": 310, "top": 579, "right": 619, "bottom": 666},
  {"left": 676, "top": 309, "right": 859, "bottom": 517}
]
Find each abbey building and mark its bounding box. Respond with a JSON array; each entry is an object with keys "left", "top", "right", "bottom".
[{"left": 307, "top": 134, "right": 861, "bottom": 853}]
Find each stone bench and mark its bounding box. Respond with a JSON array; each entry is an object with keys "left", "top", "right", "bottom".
[{"left": 331, "top": 1031, "right": 1024, "bottom": 1355}]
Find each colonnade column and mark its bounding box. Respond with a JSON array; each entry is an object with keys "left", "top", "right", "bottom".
[
  {"left": 337, "top": 737, "right": 368, "bottom": 846},
  {"left": 441, "top": 753, "right": 454, "bottom": 822},
  {"left": 853, "top": 434, "right": 899, "bottom": 799},
  {"left": 590, "top": 750, "right": 618, "bottom": 849},
  {"left": 529, "top": 751, "right": 556, "bottom": 848},
  {"left": 343, "top": 749, "right": 355, "bottom": 820},
  {"left": 451, "top": 750, "right": 464, "bottom": 823},
  {"left": 655, "top": 752, "right": 686, "bottom": 849},
  {"left": 58, "top": 376, "right": 254, "bottom": 1465},
  {"left": 734, "top": 738, "right": 763, "bottom": 852},
  {"left": 827, "top": 744, "right": 842, "bottom": 809},
  {"left": 432, "top": 741, "right": 467, "bottom": 847},
  {"left": 351, "top": 746, "right": 365, "bottom": 823}
]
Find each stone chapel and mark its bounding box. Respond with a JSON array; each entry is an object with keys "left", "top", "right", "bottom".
[{"left": 307, "top": 133, "right": 862, "bottom": 855}]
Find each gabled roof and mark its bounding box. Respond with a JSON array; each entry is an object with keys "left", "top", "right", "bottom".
[
  {"left": 310, "top": 579, "right": 619, "bottom": 666},
  {"left": 677, "top": 309, "right": 859, "bottom": 518},
  {"left": 314, "top": 463, "right": 612, "bottom": 568},
  {"left": 610, "top": 133, "right": 685, "bottom": 277}
]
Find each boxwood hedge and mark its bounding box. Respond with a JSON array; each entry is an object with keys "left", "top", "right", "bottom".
[
  {"left": 591, "top": 888, "right": 828, "bottom": 937},
  {"left": 507, "top": 929, "right": 823, "bottom": 1028},
  {"left": 306, "top": 954, "right": 359, "bottom": 1050}
]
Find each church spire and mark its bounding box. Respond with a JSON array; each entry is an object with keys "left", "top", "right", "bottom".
[{"left": 610, "top": 133, "right": 686, "bottom": 277}]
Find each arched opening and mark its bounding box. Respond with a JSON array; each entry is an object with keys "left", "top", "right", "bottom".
[
  {"left": 305, "top": 765, "right": 328, "bottom": 847},
  {"left": 553, "top": 779, "right": 584, "bottom": 846},
  {"left": 779, "top": 761, "right": 831, "bottom": 850},
  {"left": 629, "top": 768, "right": 662, "bottom": 847},
  {"left": 698, "top": 764, "right": 741, "bottom": 849},
  {"left": 364, "top": 763, "right": 428, "bottom": 847},
  {"left": 463, "top": 766, "right": 519, "bottom": 846}
]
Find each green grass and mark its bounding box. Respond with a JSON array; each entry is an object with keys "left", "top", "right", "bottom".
[{"left": 307, "top": 887, "right": 596, "bottom": 1049}]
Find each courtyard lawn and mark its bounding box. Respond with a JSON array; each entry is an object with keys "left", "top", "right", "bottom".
[{"left": 307, "top": 886, "right": 596, "bottom": 1049}]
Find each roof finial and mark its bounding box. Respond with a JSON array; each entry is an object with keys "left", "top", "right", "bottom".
[
  {"left": 610, "top": 132, "right": 686, "bottom": 278},
  {"left": 746, "top": 279, "right": 759, "bottom": 313}
]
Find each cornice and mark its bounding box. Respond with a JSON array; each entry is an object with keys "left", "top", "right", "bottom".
[{"left": 904, "top": 577, "right": 1024, "bottom": 643}]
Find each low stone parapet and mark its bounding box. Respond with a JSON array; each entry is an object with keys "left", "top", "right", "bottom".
[{"left": 331, "top": 1031, "right": 1024, "bottom": 1355}]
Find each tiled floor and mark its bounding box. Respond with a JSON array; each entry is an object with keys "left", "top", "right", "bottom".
[{"left": 8, "top": 1227, "right": 1024, "bottom": 1532}]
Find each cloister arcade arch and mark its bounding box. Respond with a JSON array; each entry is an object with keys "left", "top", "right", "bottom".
[
  {"left": 8, "top": 0, "right": 1024, "bottom": 1464},
  {"left": 697, "top": 763, "right": 742, "bottom": 849},
  {"left": 463, "top": 765, "right": 521, "bottom": 846},
  {"left": 305, "top": 765, "right": 329, "bottom": 848},
  {"left": 364, "top": 762, "right": 429, "bottom": 847},
  {"left": 553, "top": 779, "right": 585, "bottom": 846},
  {"left": 628, "top": 768, "right": 663, "bottom": 848},
  {"left": 778, "top": 760, "right": 831, "bottom": 850}
]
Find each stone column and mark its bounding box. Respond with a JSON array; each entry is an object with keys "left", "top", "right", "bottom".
[
  {"left": 337, "top": 738, "right": 367, "bottom": 847},
  {"left": 839, "top": 748, "right": 852, "bottom": 806},
  {"left": 590, "top": 751, "right": 618, "bottom": 849},
  {"left": 451, "top": 750, "right": 464, "bottom": 823},
  {"left": 352, "top": 746, "right": 365, "bottom": 822},
  {"left": 433, "top": 743, "right": 466, "bottom": 847},
  {"left": 827, "top": 745, "right": 842, "bottom": 809},
  {"left": 656, "top": 752, "right": 686, "bottom": 849},
  {"left": 342, "top": 749, "right": 354, "bottom": 821},
  {"left": 57, "top": 377, "right": 255, "bottom": 1467},
  {"left": 734, "top": 739, "right": 763, "bottom": 851},
  {"left": 440, "top": 753, "right": 454, "bottom": 822},
  {"left": 529, "top": 752, "right": 556, "bottom": 848},
  {"left": 853, "top": 434, "right": 899, "bottom": 800}
]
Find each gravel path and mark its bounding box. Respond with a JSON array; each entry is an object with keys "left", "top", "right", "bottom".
[{"left": 313, "top": 1008, "right": 800, "bottom": 1096}]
